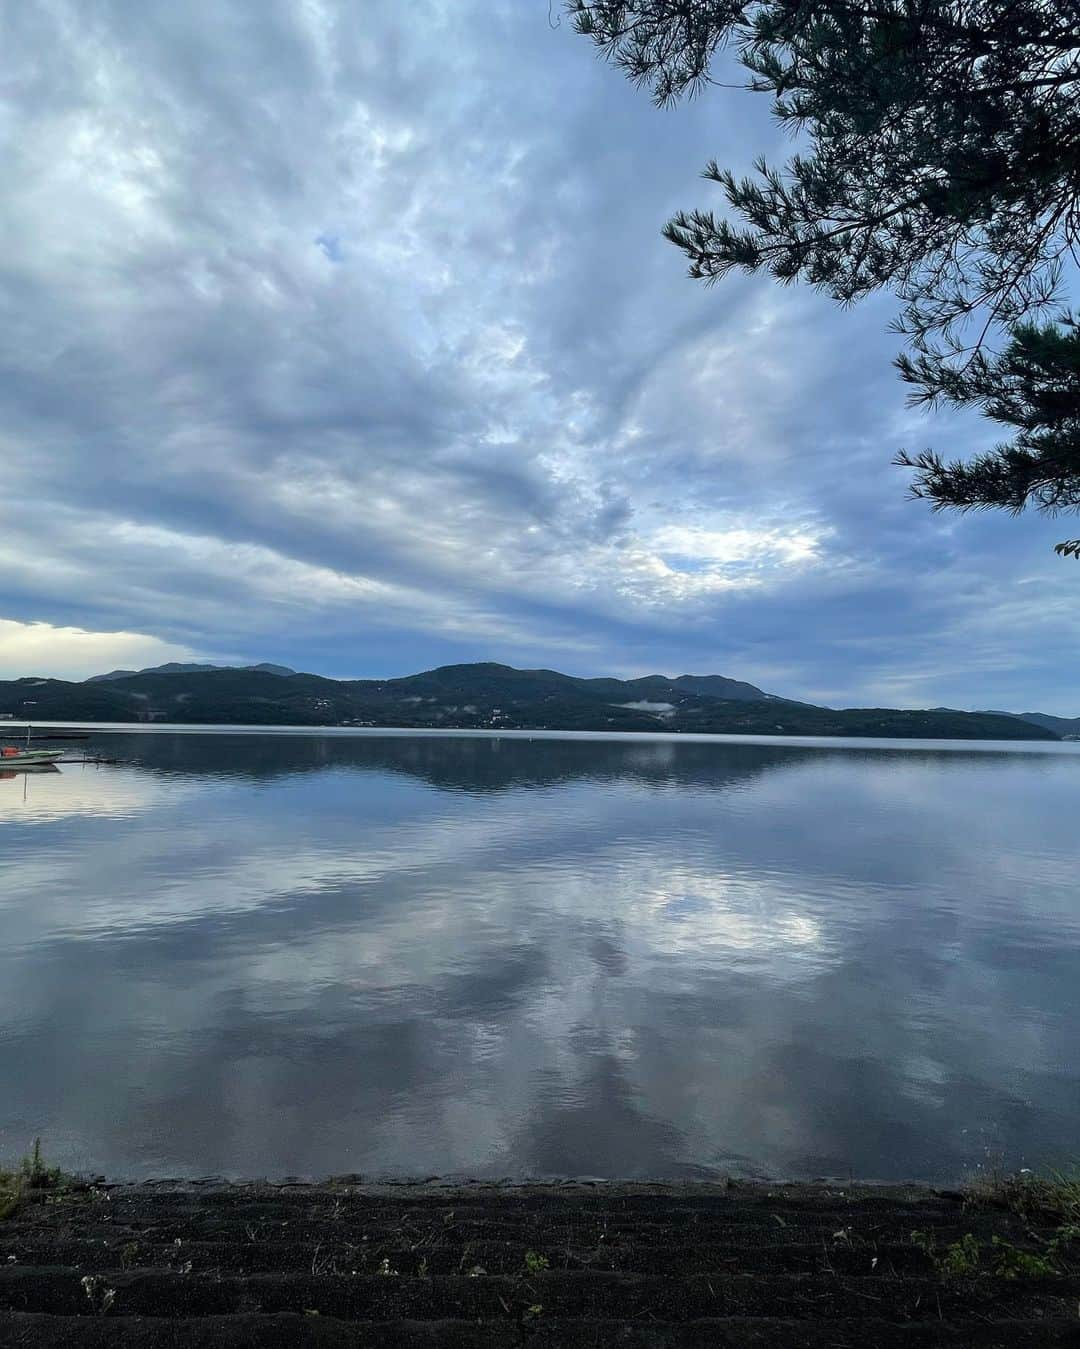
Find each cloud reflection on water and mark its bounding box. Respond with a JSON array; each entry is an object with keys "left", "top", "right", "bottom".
[{"left": 1, "top": 732, "right": 1078, "bottom": 1183}]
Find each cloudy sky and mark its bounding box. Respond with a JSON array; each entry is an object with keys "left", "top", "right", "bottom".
[{"left": 2, "top": 0, "right": 1076, "bottom": 712}]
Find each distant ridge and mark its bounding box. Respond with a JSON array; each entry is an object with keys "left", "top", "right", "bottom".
[
  {"left": 625, "top": 673, "right": 778, "bottom": 702},
  {"left": 88, "top": 662, "right": 296, "bottom": 682},
  {"left": 0, "top": 661, "right": 1059, "bottom": 740},
  {"left": 983, "top": 709, "right": 1080, "bottom": 737}
]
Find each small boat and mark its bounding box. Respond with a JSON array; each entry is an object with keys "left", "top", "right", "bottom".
[
  {"left": 0, "top": 747, "right": 64, "bottom": 767},
  {"left": 1, "top": 724, "right": 63, "bottom": 768}
]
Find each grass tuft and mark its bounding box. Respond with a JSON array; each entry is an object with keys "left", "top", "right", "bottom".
[
  {"left": 0, "top": 1139, "right": 72, "bottom": 1221},
  {"left": 969, "top": 1167, "right": 1080, "bottom": 1225}
]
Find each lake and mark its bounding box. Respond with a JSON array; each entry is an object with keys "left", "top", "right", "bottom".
[{"left": 2, "top": 728, "right": 1078, "bottom": 1184}]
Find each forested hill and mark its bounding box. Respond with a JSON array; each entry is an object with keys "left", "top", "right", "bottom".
[
  {"left": 983, "top": 710, "right": 1080, "bottom": 738},
  {"left": 0, "top": 662, "right": 1060, "bottom": 740}
]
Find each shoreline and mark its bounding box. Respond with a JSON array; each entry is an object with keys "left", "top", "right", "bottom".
[{"left": 8, "top": 718, "right": 1080, "bottom": 753}]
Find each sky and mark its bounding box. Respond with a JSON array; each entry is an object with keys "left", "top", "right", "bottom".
[{"left": 1, "top": 0, "right": 1076, "bottom": 713}]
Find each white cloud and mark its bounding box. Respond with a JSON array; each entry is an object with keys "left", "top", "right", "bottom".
[
  {"left": 650, "top": 524, "right": 825, "bottom": 568},
  {"left": 0, "top": 620, "right": 196, "bottom": 682}
]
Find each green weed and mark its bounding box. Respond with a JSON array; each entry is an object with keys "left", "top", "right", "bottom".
[
  {"left": 912, "top": 1229, "right": 981, "bottom": 1277},
  {"left": 0, "top": 1139, "right": 71, "bottom": 1221},
  {"left": 989, "top": 1236, "right": 1057, "bottom": 1279},
  {"left": 912, "top": 1223, "right": 1078, "bottom": 1281}
]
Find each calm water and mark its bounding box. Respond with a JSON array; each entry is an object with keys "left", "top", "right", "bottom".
[{"left": 2, "top": 729, "right": 1078, "bottom": 1183}]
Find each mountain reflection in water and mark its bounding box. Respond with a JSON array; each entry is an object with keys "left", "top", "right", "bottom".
[{"left": 1, "top": 730, "right": 1078, "bottom": 1183}]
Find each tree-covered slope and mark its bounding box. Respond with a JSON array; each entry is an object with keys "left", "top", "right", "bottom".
[{"left": 0, "top": 663, "right": 1061, "bottom": 739}]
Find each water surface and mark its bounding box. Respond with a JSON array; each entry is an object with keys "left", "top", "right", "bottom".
[{"left": 2, "top": 729, "right": 1078, "bottom": 1182}]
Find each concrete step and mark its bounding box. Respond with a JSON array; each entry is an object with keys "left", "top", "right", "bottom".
[
  {"left": 2, "top": 1181, "right": 1074, "bottom": 1346},
  {"left": 2, "top": 1313, "right": 1079, "bottom": 1348},
  {"left": 1, "top": 1267, "right": 1078, "bottom": 1322},
  {"left": 0, "top": 1236, "right": 943, "bottom": 1276}
]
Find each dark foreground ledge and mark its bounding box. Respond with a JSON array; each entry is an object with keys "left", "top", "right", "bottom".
[{"left": 1, "top": 1177, "right": 1078, "bottom": 1346}]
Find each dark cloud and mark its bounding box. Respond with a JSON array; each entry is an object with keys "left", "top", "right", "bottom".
[{"left": 0, "top": 0, "right": 1075, "bottom": 709}]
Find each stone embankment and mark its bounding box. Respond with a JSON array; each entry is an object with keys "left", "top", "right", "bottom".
[{"left": 1, "top": 1178, "right": 1078, "bottom": 1345}]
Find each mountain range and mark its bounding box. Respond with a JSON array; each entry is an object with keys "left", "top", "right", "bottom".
[
  {"left": 87, "top": 661, "right": 297, "bottom": 682},
  {"left": 0, "top": 661, "right": 1065, "bottom": 740}
]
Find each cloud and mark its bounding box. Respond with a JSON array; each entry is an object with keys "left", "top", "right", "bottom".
[
  {"left": 0, "top": 620, "right": 195, "bottom": 682},
  {"left": 0, "top": 0, "right": 1076, "bottom": 710}
]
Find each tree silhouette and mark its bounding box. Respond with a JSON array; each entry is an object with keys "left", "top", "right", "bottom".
[{"left": 569, "top": 0, "right": 1080, "bottom": 549}]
